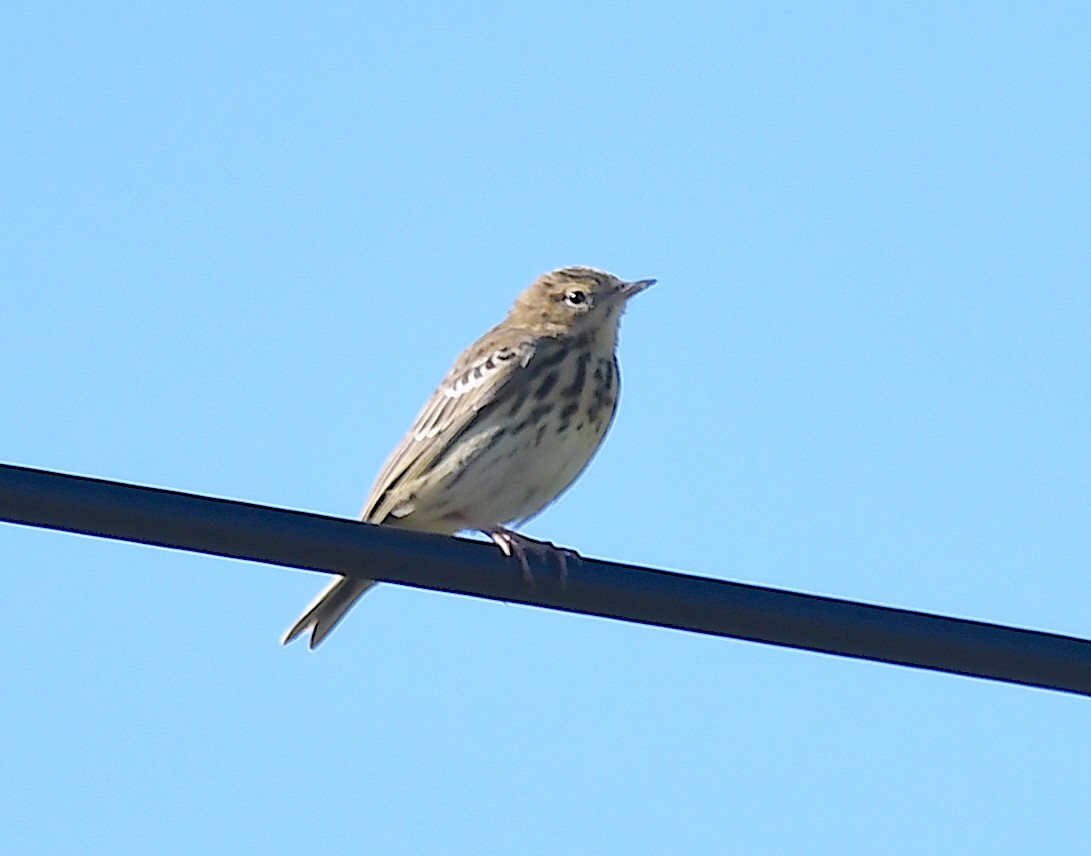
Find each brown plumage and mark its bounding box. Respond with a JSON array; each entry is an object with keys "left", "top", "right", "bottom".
[{"left": 283, "top": 266, "right": 654, "bottom": 648}]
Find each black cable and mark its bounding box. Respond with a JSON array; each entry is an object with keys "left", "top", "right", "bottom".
[{"left": 2, "top": 462, "right": 1089, "bottom": 696}]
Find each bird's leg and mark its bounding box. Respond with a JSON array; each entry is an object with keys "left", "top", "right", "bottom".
[
  {"left": 487, "top": 527, "right": 536, "bottom": 584},
  {"left": 485, "top": 527, "right": 574, "bottom": 589}
]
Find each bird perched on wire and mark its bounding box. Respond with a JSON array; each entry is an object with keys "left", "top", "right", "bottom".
[{"left": 283, "top": 266, "right": 655, "bottom": 648}]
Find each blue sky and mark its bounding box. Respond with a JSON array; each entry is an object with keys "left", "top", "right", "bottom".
[{"left": 3, "top": 2, "right": 1090, "bottom": 853}]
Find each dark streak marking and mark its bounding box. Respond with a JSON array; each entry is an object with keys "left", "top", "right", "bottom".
[
  {"left": 585, "top": 357, "right": 618, "bottom": 425},
  {"left": 505, "top": 388, "right": 529, "bottom": 418},
  {"left": 512, "top": 403, "right": 552, "bottom": 436},
  {"left": 556, "top": 401, "right": 580, "bottom": 433},
  {"left": 561, "top": 351, "right": 591, "bottom": 398},
  {"left": 597, "top": 358, "right": 615, "bottom": 391},
  {"left": 534, "top": 347, "right": 568, "bottom": 373},
  {"left": 533, "top": 370, "right": 560, "bottom": 401}
]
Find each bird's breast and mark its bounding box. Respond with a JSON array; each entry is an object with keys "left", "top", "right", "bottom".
[{"left": 426, "top": 345, "right": 621, "bottom": 528}]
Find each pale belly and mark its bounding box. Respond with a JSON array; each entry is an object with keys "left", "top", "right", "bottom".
[
  {"left": 405, "top": 351, "right": 620, "bottom": 530},
  {"left": 469, "top": 406, "right": 612, "bottom": 525}
]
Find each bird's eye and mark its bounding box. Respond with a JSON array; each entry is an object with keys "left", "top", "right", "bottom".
[{"left": 564, "top": 289, "right": 588, "bottom": 307}]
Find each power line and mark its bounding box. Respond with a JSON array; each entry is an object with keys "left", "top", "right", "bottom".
[{"left": 2, "top": 461, "right": 1089, "bottom": 696}]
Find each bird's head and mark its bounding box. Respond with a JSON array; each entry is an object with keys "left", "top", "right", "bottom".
[{"left": 509, "top": 266, "right": 656, "bottom": 338}]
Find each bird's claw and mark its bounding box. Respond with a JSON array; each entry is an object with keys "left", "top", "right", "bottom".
[{"left": 487, "top": 528, "right": 576, "bottom": 590}]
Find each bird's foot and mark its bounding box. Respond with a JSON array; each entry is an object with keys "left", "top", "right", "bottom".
[{"left": 485, "top": 527, "right": 576, "bottom": 589}]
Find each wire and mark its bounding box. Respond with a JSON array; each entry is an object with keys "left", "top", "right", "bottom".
[{"left": 2, "top": 461, "right": 1089, "bottom": 696}]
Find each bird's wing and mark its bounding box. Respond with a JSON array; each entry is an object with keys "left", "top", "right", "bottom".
[{"left": 361, "top": 330, "right": 550, "bottom": 523}]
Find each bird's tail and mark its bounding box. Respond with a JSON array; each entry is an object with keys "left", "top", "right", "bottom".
[{"left": 282, "top": 575, "right": 378, "bottom": 649}]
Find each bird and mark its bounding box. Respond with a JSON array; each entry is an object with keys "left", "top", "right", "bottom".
[{"left": 283, "top": 265, "right": 655, "bottom": 648}]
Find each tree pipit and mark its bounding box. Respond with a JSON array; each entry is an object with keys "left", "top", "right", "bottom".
[{"left": 284, "top": 266, "right": 654, "bottom": 648}]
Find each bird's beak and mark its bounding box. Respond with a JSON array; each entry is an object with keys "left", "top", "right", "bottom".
[{"left": 618, "top": 278, "right": 656, "bottom": 299}]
